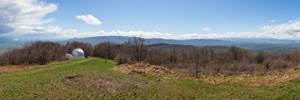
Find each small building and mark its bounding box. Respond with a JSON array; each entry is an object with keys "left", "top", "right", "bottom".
[
  {"left": 66, "top": 48, "right": 85, "bottom": 59},
  {"left": 66, "top": 54, "right": 74, "bottom": 59}
]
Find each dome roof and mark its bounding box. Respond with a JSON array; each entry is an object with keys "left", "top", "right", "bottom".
[{"left": 72, "top": 48, "right": 85, "bottom": 58}]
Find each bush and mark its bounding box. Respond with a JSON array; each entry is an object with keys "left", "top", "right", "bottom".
[{"left": 114, "top": 54, "right": 132, "bottom": 65}]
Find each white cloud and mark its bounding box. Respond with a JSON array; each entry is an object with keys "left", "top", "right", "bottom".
[
  {"left": 180, "top": 32, "right": 258, "bottom": 39},
  {"left": 76, "top": 14, "right": 101, "bottom": 25},
  {"left": 269, "top": 19, "right": 275, "bottom": 23},
  {"left": 1, "top": 0, "right": 300, "bottom": 41},
  {"left": 3, "top": 25, "right": 173, "bottom": 39},
  {"left": 5, "top": 18, "right": 300, "bottom": 39},
  {"left": 179, "top": 32, "right": 296, "bottom": 39},
  {"left": 203, "top": 27, "right": 210, "bottom": 31},
  {"left": 34, "top": 18, "right": 55, "bottom": 25},
  {"left": 6, "top": 17, "right": 300, "bottom": 39},
  {"left": 13, "top": 38, "right": 18, "bottom": 41},
  {"left": 71, "top": 30, "right": 173, "bottom": 39},
  {"left": 0, "top": 0, "right": 57, "bottom": 34},
  {"left": 262, "top": 18, "right": 300, "bottom": 37},
  {"left": 181, "top": 18, "right": 300, "bottom": 39}
]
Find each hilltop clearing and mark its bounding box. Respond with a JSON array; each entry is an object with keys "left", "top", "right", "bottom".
[{"left": 1, "top": 58, "right": 300, "bottom": 99}]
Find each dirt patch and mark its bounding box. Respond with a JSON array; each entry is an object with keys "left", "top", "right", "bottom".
[
  {"left": 62, "top": 73, "right": 156, "bottom": 93},
  {"left": 65, "top": 75, "right": 83, "bottom": 79},
  {"left": 112, "top": 63, "right": 173, "bottom": 77}
]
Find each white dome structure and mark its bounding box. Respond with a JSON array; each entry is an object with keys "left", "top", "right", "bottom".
[
  {"left": 71, "top": 48, "right": 85, "bottom": 59},
  {"left": 66, "top": 54, "right": 74, "bottom": 59}
]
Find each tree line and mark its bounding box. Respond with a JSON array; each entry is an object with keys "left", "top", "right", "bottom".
[
  {"left": 0, "top": 41, "right": 92, "bottom": 65},
  {"left": 1, "top": 38, "right": 300, "bottom": 76},
  {"left": 91, "top": 37, "right": 300, "bottom": 76}
]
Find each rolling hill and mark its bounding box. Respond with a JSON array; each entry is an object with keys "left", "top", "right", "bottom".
[{"left": 1, "top": 57, "right": 300, "bottom": 99}]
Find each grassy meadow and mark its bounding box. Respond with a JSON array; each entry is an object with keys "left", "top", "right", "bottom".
[{"left": 0, "top": 57, "right": 300, "bottom": 99}]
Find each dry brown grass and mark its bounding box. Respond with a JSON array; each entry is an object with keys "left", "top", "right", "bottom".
[
  {"left": 113, "top": 63, "right": 300, "bottom": 87},
  {"left": 0, "top": 60, "right": 75, "bottom": 73},
  {"left": 112, "top": 63, "right": 173, "bottom": 77},
  {"left": 197, "top": 65, "right": 300, "bottom": 86}
]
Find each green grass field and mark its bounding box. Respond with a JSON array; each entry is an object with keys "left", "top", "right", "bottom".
[{"left": 1, "top": 57, "right": 300, "bottom": 99}]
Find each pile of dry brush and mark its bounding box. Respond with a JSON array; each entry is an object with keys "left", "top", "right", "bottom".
[{"left": 1, "top": 38, "right": 300, "bottom": 76}]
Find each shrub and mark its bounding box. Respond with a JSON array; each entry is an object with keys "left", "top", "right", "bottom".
[{"left": 114, "top": 54, "right": 132, "bottom": 65}]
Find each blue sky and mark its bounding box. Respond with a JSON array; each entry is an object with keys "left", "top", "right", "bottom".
[{"left": 1, "top": 0, "right": 300, "bottom": 41}]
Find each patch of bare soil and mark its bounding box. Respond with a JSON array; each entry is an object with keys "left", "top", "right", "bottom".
[
  {"left": 62, "top": 73, "right": 155, "bottom": 93},
  {"left": 112, "top": 63, "right": 173, "bottom": 77}
]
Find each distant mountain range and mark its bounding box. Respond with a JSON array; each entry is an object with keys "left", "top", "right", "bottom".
[
  {"left": 218, "top": 38, "right": 300, "bottom": 44},
  {"left": 65, "top": 36, "right": 300, "bottom": 45},
  {"left": 148, "top": 43, "right": 229, "bottom": 52},
  {"left": 1, "top": 36, "right": 300, "bottom": 54},
  {"left": 65, "top": 36, "right": 233, "bottom": 46},
  {"left": 63, "top": 36, "right": 300, "bottom": 53}
]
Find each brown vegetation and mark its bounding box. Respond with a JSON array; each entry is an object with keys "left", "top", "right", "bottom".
[
  {"left": 0, "top": 41, "right": 93, "bottom": 66},
  {"left": 112, "top": 63, "right": 171, "bottom": 77},
  {"left": 0, "top": 41, "right": 66, "bottom": 65},
  {"left": 197, "top": 64, "right": 300, "bottom": 86},
  {"left": 106, "top": 38, "right": 300, "bottom": 76}
]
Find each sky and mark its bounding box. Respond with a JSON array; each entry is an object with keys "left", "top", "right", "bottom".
[{"left": 1, "top": 0, "right": 300, "bottom": 41}]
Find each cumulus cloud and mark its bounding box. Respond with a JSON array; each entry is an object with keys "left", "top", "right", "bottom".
[
  {"left": 4, "top": 25, "right": 173, "bottom": 39},
  {"left": 181, "top": 18, "right": 300, "bottom": 39},
  {"left": 2, "top": 0, "right": 300, "bottom": 41},
  {"left": 262, "top": 18, "right": 300, "bottom": 37},
  {"left": 179, "top": 32, "right": 297, "bottom": 39},
  {"left": 8, "top": 17, "right": 300, "bottom": 39},
  {"left": 180, "top": 32, "right": 258, "bottom": 39},
  {"left": 0, "top": 0, "right": 57, "bottom": 34},
  {"left": 76, "top": 14, "right": 101, "bottom": 25},
  {"left": 203, "top": 27, "right": 210, "bottom": 31},
  {"left": 34, "top": 18, "right": 55, "bottom": 25}
]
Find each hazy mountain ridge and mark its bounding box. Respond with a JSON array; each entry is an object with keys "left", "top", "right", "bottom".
[
  {"left": 1, "top": 36, "right": 300, "bottom": 55},
  {"left": 148, "top": 43, "right": 229, "bottom": 52},
  {"left": 64, "top": 36, "right": 233, "bottom": 46},
  {"left": 63, "top": 36, "right": 300, "bottom": 53},
  {"left": 219, "top": 38, "right": 300, "bottom": 44},
  {"left": 66, "top": 36, "right": 300, "bottom": 45}
]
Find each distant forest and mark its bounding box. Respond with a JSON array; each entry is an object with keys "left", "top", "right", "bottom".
[{"left": 1, "top": 37, "right": 300, "bottom": 76}]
